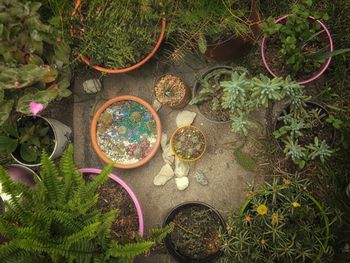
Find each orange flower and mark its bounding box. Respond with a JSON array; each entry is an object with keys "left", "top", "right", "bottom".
[{"left": 245, "top": 216, "right": 251, "bottom": 222}]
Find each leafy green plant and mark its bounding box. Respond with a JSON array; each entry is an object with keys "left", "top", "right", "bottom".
[
  {"left": 274, "top": 103, "right": 335, "bottom": 168},
  {"left": 70, "top": 0, "right": 163, "bottom": 68},
  {"left": 221, "top": 176, "right": 332, "bottom": 263},
  {"left": 0, "top": 145, "right": 172, "bottom": 262},
  {"left": 0, "top": 116, "right": 54, "bottom": 164},
  {"left": 165, "top": 0, "right": 252, "bottom": 61},
  {"left": 0, "top": 0, "right": 71, "bottom": 126},
  {"left": 262, "top": 0, "right": 329, "bottom": 76}
]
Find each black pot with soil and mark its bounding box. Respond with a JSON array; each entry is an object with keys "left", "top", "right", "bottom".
[
  {"left": 192, "top": 66, "right": 234, "bottom": 124},
  {"left": 163, "top": 202, "right": 225, "bottom": 263}
]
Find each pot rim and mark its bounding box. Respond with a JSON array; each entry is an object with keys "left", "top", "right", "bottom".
[
  {"left": 71, "top": 0, "right": 166, "bottom": 74},
  {"left": 78, "top": 167, "right": 144, "bottom": 236},
  {"left": 90, "top": 95, "right": 162, "bottom": 169},
  {"left": 261, "top": 15, "right": 333, "bottom": 85},
  {"left": 192, "top": 65, "right": 234, "bottom": 124},
  {"left": 11, "top": 115, "right": 57, "bottom": 167},
  {"left": 163, "top": 201, "right": 226, "bottom": 263},
  {"left": 170, "top": 125, "right": 207, "bottom": 162}
]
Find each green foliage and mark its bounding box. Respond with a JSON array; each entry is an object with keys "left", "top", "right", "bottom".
[
  {"left": 233, "top": 149, "right": 257, "bottom": 172},
  {"left": 0, "top": 116, "right": 54, "bottom": 164},
  {"left": 0, "top": 0, "right": 71, "bottom": 126},
  {"left": 70, "top": 0, "right": 163, "bottom": 68},
  {"left": 274, "top": 104, "right": 335, "bottom": 168},
  {"left": 0, "top": 145, "right": 164, "bottom": 262},
  {"left": 221, "top": 176, "right": 331, "bottom": 263},
  {"left": 262, "top": 0, "right": 329, "bottom": 76},
  {"left": 165, "top": 0, "right": 251, "bottom": 60}
]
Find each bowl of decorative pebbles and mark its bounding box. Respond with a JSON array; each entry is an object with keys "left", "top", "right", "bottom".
[{"left": 91, "top": 95, "right": 162, "bottom": 169}]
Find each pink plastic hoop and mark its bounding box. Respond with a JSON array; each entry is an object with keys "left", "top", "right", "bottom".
[{"left": 78, "top": 168, "right": 144, "bottom": 236}]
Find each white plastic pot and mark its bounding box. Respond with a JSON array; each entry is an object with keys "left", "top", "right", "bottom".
[{"left": 11, "top": 116, "right": 72, "bottom": 167}]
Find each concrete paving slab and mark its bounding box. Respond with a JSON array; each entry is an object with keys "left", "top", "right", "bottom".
[{"left": 72, "top": 57, "right": 262, "bottom": 262}]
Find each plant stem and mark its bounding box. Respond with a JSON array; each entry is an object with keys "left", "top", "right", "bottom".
[{"left": 175, "top": 223, "right": 204, "bottom": 239}]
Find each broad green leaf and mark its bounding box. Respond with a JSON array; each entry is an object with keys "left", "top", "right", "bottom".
[
  {"left": 0, "top": 136, "right": 18, "bottom": 153},
  {"left": 234, "top": 149, "right": 257, "bottom": 172},
  {"left": 309, "top": 48, "right": 350, "bottom": 61},
  {"left": 0, "top": 100, "right": 14, "bottom": 126},
  {"left": 20, "top": 143, "right": 37, "bottom": 162}
]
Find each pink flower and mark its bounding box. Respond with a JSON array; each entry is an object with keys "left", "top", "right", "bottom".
[
  {"left": 245, "top": 216, "right": 252, "bottom": 222},
  {"left": 15, "top": 80, "right": 20, "bottom": 88},
  {"left": 29, "top": 102, "right": 44, "bottom": 116}
]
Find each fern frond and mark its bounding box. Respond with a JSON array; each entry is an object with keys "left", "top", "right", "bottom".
[
  {"left": 85, "top": 164, "right": 113, "bottom": 196},
  {"left": 64, "top": 222, "right": 101, "bottom": 246},
  {"left": 148, "top": 222, "right": 174, "bottom": 243},
  {"left": 106, "top": 241, "right": 154, "bottom": 259},
  {"left": 39, "top": 151, "right": 62, "bottom": 203},
  {"left": 59, "top": 144, "right": 78, "bottom": 203}
]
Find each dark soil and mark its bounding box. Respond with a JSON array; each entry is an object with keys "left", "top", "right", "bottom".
[
  {"left": 172, "top": 126, "right": 206, "bottom": 161},
  {"left": 169, "top": 206, "right": 222, "bottom": 260},
  {"left": 84, "top": 174, "right": 139, "bottom": 241},
  {"left": 264, "top": 31, "right": 328, "bottom": 81}
]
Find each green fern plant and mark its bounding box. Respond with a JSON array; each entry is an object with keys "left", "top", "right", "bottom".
[{"left": 0, "top": 145, "right": 172, "bottom": 262}]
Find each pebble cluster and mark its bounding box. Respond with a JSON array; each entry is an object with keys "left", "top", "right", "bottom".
[{"left": 97, "top": 100, "right": 157, "bottom": 164}]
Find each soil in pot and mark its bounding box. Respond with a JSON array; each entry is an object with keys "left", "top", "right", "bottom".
[
  {"left": 194, "top": 68, "right": 233, "bottom": 122},
  {"left": 12, "top": 116, "right": 55, "bottom": 165},
  {"left": 172, "top": 126, "right": 206, "bottom": 161},
  {"left": 96, "top": 100, "right": 158, "bottom": 165},
  {"left": 154, "top": 74, "right": 190, "bottom": 108},
  {"left": 84, "top": 174, "right": 139, "bottom": 241},
  {"left": 275, "top": 102, "right": 335, "bottom": 147},
  {"left": 168, "top": 205, "right": 222, "bottom": 260},
  {"left": 264, "top": 20, "right": 329, "bottom": 80}
]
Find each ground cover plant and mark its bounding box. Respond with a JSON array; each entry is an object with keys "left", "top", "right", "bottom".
[{"left": 70, "top": 0, "right": 164, "bottom": 69}]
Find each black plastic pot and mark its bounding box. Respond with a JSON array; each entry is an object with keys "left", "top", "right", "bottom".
[
  {"left": 274, "top": 101, "right": 336, "bottom": 151},
  {"left": 163, "top": 201, "right": 226, "bottom": 263},
  {"left": 193, "top": 66, "right": 234, "bottom": 124}
]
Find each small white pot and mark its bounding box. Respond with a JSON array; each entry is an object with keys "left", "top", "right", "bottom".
[{"left": 11, "top": 116, "right": 72, "bottom": 167}]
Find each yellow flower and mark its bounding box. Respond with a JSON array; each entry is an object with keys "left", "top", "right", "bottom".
[
  {"left": 260, "top": 239, "right": 267, "bottom": 245},
  {"left": 292, "top": 202, "right": 301, "bottom": 208},
  {"left": 271, "top": 213, "right": 279, "bottom": 225},
  {"left": 256, "top": 204, "right": 268, "bottom": 216},
  {"left": 283, "top": 178, "right": 291, "bottom": 185}
]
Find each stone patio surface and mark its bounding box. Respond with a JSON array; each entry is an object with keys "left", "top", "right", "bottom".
[{"left": 71, "top": 57, "right": 260, "bottom": 262}]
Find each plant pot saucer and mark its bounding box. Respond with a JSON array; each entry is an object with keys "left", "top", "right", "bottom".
[{"left": 91, "top": 95, "right": 161, "bottom": 169}]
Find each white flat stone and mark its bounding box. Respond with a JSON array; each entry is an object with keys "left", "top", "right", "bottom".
[
  {"left": 152, "top": 100, "right": 162, "bottom": 112},
  {"left": 153, "top": 163, "right": 174, "bottom": 186},
  {"left": 161, "top": 133, "right": 168, "bottom": 151},
  {"left": 162, "top": 144, "right": 175, "bottom": 165},
  {"left": 174, "top": 157, "right": 190, "bottom": 177},
  {"left": 175, "top": 177, "right": 189, "bottom": 191},
  {"left": 176, "top": 110, "right": 197, "bottom": 127}
]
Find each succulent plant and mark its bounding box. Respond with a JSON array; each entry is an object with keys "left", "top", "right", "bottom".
[
  {"left": 283, "top": 137, "right": 307, "bottom": 169},
  {"left": 251, "top": 75, "right": 285, "bottom": 107},
  {"left": 230, "top": 114, "right": 256, "bottom": 137},
  {"left": 307, "top": 137, "right": 334, "bottom": 163}
]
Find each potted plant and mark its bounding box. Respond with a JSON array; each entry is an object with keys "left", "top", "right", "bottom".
[
  {"left": 70, "top": 0, "right": 166, "bottom": 73},
  {"left": 154, "top": 74, "right": 191, "bottom": 109},
  {"left": 261, "top": 0, "right": 349, "bottom": 84},
  {"left": 204, "top": 0, "right": 261, "bottom": 61},
  {"left": 79, "top": 168, "right": 145, "bottom": 237},
  {"left": 273, "top": 101, "right": 336, "bottom": 169},
  {"left": 166, "top": 0, "right": 260, "bottom": 62},
  {"left": 190, "top": 66, "right": 240, "bottom": 123},
  {"left": 170, "top": 125, "right": 206, "bottom": 162},
  {"left": 221, "top": 176, "right": 331, "bottom": 262},
  {"left": 0, "top": 145, "right": 172, "bottom": 261},
  {"left": 0, "top": 0, "right": 72, "bottom": 126},
  {"left": 90, "top": 95, "right": 162, "bottom": 169},
  {"left": 0, "top": 114, "right": 71, "bottom": 167},
  {"left": 163, "top": 202, "right": 225, "bottom": 263}
]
